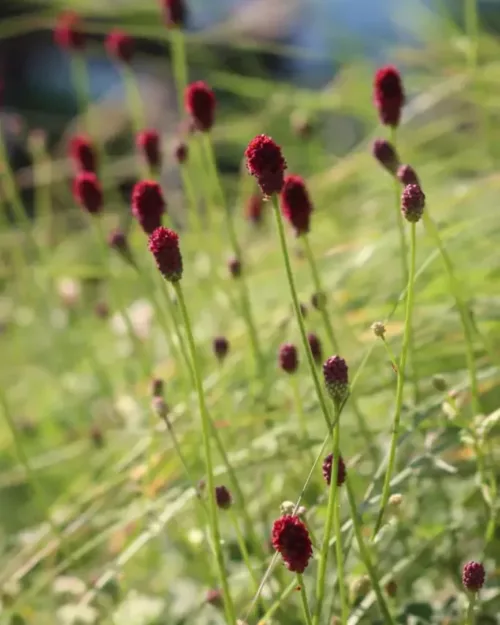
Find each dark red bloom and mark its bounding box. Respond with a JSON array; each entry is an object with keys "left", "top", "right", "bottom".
[
  {"left": 106, "top": 30, "right": 134, "bottom": 64},
  {"left": 323, "top": 355, "right": 349, "bottom": 401},
  {"left": 54, "top": 12, "right": 86, "bottom": 51},
  {"left": 280, "top": 175, "right": 313, "bottom": 236},
  {"left": 185, "top": 81, "right": 216, "bottom": 132},
  {"left": 245, "top": 134, "right": 287, "bottom": 197},
  {"left": 228, "top": 257, "right": 242, "bottom": 279},
  {"left": 401, "top": 184, "right": 425, "bottom": 223},
  {"left": 271, "top": 515, "right": 312, "bottom": 573},
  {"left": 151, "top": 378, "right": 164, "bottom": 398},
  {"left": 173, "top": 141, "right": 188, "bottom": 164},
  {"left": 372, "top": 139, "right": 399, "bottom": 174},
  {"left": 132, "top": 180, "right": 166, "bottom": 234},
  {"left": 462, "top": 561, "right": 485, "bottom": 592},
  {"left": 73, "top": 172, "right": 103, "bottom": 215},
  {"left": 307, "top": 333, "right": 322, "bottom": 364},
  {"left": 215, "top": 485, "right": 232, "bottom": 510},
  {"left": 108, "top": 229, "right": 135, "bottom": 267},
  {"left": 70, "top": 135, "right": 97, "bottom": 173},
  {"left": 397, "top": 164, "right": 420, "bottom": 186},
  {"left": 322, "top": 453, "right": 347, "bottom": 487},
  {"left": 213, "top": 336, "right": 229, "bottom": 362},
  {"left": 148, "top": 227, "right": 183, "bottom": 282},
  {"left": 279, "top": 343, "right": 298, "bottom": 374},
  {"left": 136, "top": 130, "right": 161, "bottom": 170},
  {"left": 373, "top": 65, "right": 405, "bottom": 127},
  {"left": 162, "top": 0, "right": 187, "bottom": 28},
  {"left": 245, "top": 193, "right": 264, "bottom": 225}
]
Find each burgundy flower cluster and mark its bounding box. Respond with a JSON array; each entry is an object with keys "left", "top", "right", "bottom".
[
  {"left": 271, "top": 515, "right": 312, "bottom": 573},
  {"left": 373, "top": 65, "right": 405, "bottom": 128}
]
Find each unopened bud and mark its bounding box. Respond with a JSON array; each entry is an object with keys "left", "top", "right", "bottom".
[
  {"left": 280, "top": 500, "right": 295, "bottom": 516},
  {"left": 371, "top": 321, "right": 386, "bottom": 338},
  {"left": 388, "top": 493, "right": 403, "bottom": 510},
  {"left": 151, "top": 396, "right": 169, "bottom": 421},
  {"left": 432, "top": 375, "right": 447, "bottom": 392},
  {"left": 350, "top": 575, "right": 371, "bottom": 601}
]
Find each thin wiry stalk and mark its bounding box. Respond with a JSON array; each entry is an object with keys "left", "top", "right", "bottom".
[
  {"left": 173, "top": 282, "right": 237, "bottom": 625},
  {"left": 297, "top": 574, "right": 314, "bottom": 625},
  {"left": 373, "top": 222, "right": 417, "bottom": 537}
]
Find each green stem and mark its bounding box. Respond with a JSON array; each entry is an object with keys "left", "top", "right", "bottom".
[
  {"left": 270, "top": 195, "right": 333, "bottom": 431},
  {"left": 345, "top": 478, "right": 396, "bottom": 625},
  {"left": 121, "top": 65, "right": 146, "bottom": 134},
  {"left": 169, "top": 27, "right": 188, "bottom": 114},
  {"left": 373, "top": 222, "right": 417, "bottom": 537},
  {"left": 390, "top": 127, "right": 419, "bottom": 404},
  {"left": 297, "top": 574, "right": 313, "bottom": 625},
  {"left": 465, "top": 0, "right": 479, "bottom": 71},
  {"left": 291, "top": 376, "right": 308, "bottom": 440},
  {"left": 465, "top": 593, "right": 476, "bottom": 625},
  {"left": 256, "top": 581, "right": 297, "bottom": 624},
  {"left": 70, "top": 53, "right": 92, "bottom": 137},
  {"left": 228, "top": 507, "right": 263, "bottom": 599},
  {"left": 173, "top": 282, "right": 236, "bottom": 625},
  {"left": 313, "top": 402, "right": 347, "bottom": 625},
  {"left": 302, "top": 233, "right": 377, "bottom": 466}
]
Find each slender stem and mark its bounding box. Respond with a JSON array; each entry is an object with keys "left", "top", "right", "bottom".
[
  {"left": 313, "top": 401, "right": 347, "bottom": 625},
  {"left": 270, "top": 195, "right": 332, "bottom": 430},
  {"left": 228, "top": 507, "right": 262, "bottom": 597},
  {"left": 256, "top": 581, "right": 297, "bottom": 625},
  {"left": 465, "top": 0, "right": 479, "bottom": 71},
  {"left": 373, "top": 223, "right": 417, "bottom": 537},
  {"left": 169, "top": 27, "right": 188, "bottom": 114},
  {"left": 382, "top": 338, "right": 399, "bottom": 374},
  {"left": 297, "top": 574, "right": 314, "bottom": 625},
  {"left": 70, "top": 53, "right": 93, "bottom": 136},
  {"left": 121, "top": 66, "right": 146, "bottom": 134},
  {"left": 466, "top": 593, "right": 476, "bottom": 625},
  {"left": 202, "top": 134, "right": 264, "bottom": 375},
  {"left": 390, "top": 127, "right": 419, "bottom": 403},
  {"left": 291, "top": 376, "right": 308, "bottom": 439},
  {"left": 303, "top": 233, "right": 377, "bottom": 466},
  {"left": 173, "top": 282, "right": 236, "bottom": 625},
  {"left": 345, "top": 478, "right": 396, "bottom": 625}
]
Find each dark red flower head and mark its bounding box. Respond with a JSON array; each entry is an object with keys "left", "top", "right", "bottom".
[
  {"left": 173, "top": 141, "right": 188, "bottom": 164},
  {"left": 106, "top": 30, "right": 134, "bottom": 64},
  {"left": 271, "top": 515, "right": 312, "bottom": 573},
  {"left": 54, "top": 12, "right": 86, "bottom": 51},
  {"left": 213, "top": 336, "right": 229, "bottom": 362},
  {"left": 245, "top": 134, "right": 287, "bottom": 197},
  {"left": 245, "top": 193, "right": 264, "bottom": 225},
  {"left": 401, "top": 184, "right": 425, "bottom": 223},
  {"left": 132, "top": 180, "right": 166, "bottom": 234},
  {"left": 279, "top": 343, "right": 298, "bottom": 374},
  {"left": 372, "top": 139, "right": 399, "bottom": 175},
  {"left": 462, "top": 561, "right": 485, "bottom": 593},
  {"left": 280, "top": 175, "right": 313, "bottom": 236},
  {"left": 185, "top": 81, "right": 216, "bottom": 132},
  {"left": 151, "top": 378, "right": 164, "bottom": 398},
  {"left": 307, "top": 333, "right": 322, "bottom": 364},
  {"left": 70, "top": 135, "right": 97, "bottom": 173},
  {"left": 322, "top": 453, "right": 347, "bottom": 487},
  {"left": 215, "top": 485, "right": 232, "bottom": 510},
  {"left": 323, "top": 355, "right": 349, "bottom": 402},
  {"left": 136, "top": 130, "right": 161, "bottom": 170},
  {"left": 228, "top": 256, "right": 242, "bottom": 279},
  {"left": 148, "top": 226, "right": 183, "bottom": 282},
  {"left": 162, "top": 0, "right": 187, "bottom": 28},
  {"left": 397, "top": 164, "right": 420, "bottom": 187},
  {"left": 73, "top": 172, "right": 103, "bottom": 215},
  {"left": 373, "top": 65, "right": 405, "bottom": 127}
]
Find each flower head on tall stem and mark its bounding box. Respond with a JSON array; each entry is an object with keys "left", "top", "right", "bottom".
[
  {"left": 148, "top": 226, "right": 183, "bottom": 282},
  {"left": 271, "top": 515, "right": 312, "bottom": 573},
  {"left": 373, "top": 65, "right": 405, "bottom": 128},
  {"left": 245, "top": 134, "right": 287, "bottom": 197},
  {"left": 401, "top": 184, "right": 425, "bottom": 223},
  {"left": 162, "top": 0, "right": 187, "bottom": 28},
  {"left": 372, "top": 139, "right": 400, "bottom": 175},
  {"left": 185, "top": 81, "right": 216, "bottom": 132},
  {"left": 54, "top": 12, "right": 86, "bottom": 51},
  {"left": 323, "top": 355, "right": 349, "bottom": 402},
  {"left": 280, "top": 175, "right": 313, "bottom": 236},
  {"left": 397, "top": 164, "right": 420, "bottom": 186},
  {"left": 173, "top": 140, "right": 188, "bottom": 165},
  {"left": 136, "top": 130, "right": 162, "bottom": 171},
  {"left": 245, "top": 193, "right": 264, "bottom": 226},
  {"left": 73, "top": 172, "right": 103, "bottom": 214},
  {"left": 322, "top": 453, "right": 346, "bottom": 486},
  {"left": 215, "top": 485, "right": 232, "bottom": 510},
  {"left": 105, "top": 29, "right": 134, "bottom": 64},
  {"left": 279, "top": 343, "right": 298, "bottom": 374},
  {"left": 462, "top": 561, "right": 485, "bottom": 593},
  {"left": 213, "top": 336, "right": 229, "bottom": 362},
  {"left": 132, "top": 180, "right": 166, "bottom": 234},
  {"left": 307, "top": 332, "right": 323, "bottom": 364},
  {"left": 228, "top": 256, "right": 242, "bottom": 279},
  {"left": 70, "top": 135, "right": 97, "bottom": 173}
]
